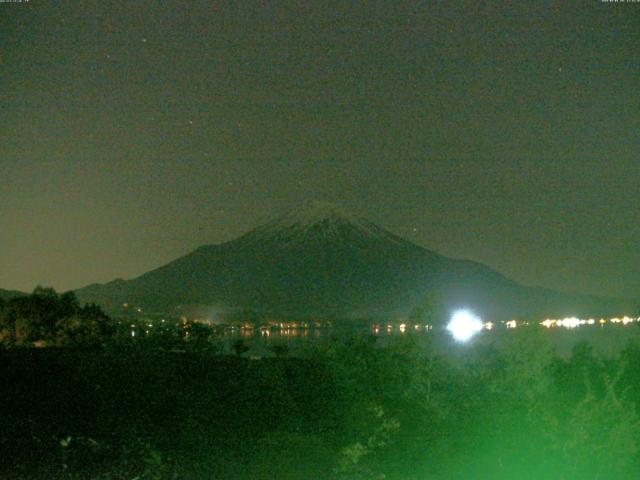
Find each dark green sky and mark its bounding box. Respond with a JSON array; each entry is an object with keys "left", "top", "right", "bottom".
[{"left": 1, "top": 1, "right": 639, "bottom": 299}]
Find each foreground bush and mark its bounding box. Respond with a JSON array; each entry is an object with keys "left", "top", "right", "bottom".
[{"left": 1, "top": 331, "right": 639, "bottom": 479}]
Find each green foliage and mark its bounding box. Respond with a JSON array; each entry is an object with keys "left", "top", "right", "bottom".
[
  {"left": 232, "top": 338, "right": 250, "bottom": 357},
  {"left": 248, "top": 431, "right": 333, "bottom": 479},
  {"left": 334, "top": 404, "right": 400, "bottom": 479},
  {"left": 562, "top": 377, "right": 640, "bottom": 479},
  {"left": 2, "top": 330, "right": 640, "bottom": 479},
  {"left": 318, "top": 335, "right": 429, "bottom": 478},
  {"left": 490, "top": 328, "right": 554, "bottom": 406},
  {"left": 269, "top": 342, "right": 290, "bottom": 358},
  {"left": 57, "top": 435, "right": 175, "bottom": 480},
  {"left": 184, "top": 322, "right": 214, "bottom": 350},
  {"left": 55, "top": 315, "right": 111, "bottom": 347},
  {"left": 0, "top": 287, "right": 113, "bottom": 347}
]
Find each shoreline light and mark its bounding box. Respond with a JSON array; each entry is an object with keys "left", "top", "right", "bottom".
[{"left": 447, "top": 310, "right": 483, "bottom": 342}]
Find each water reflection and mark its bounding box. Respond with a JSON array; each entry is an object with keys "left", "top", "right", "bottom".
[{"left": 124, "top": 314, "right": 640, "bottom": 359}]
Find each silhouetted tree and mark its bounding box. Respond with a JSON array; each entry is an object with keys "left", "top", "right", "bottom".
[
  {"left": 0, "top": 296, "right": 14, "bottom": 347},
  {"left": 269, "top": 343, "right": 290, "bottom": 358},
  {"left": 58, "top": 291, "right": 80, "bottom": 318},
  {"left": 186, "top": 322, "right": 214, "bottom": 351},
  {"left": 561, "top": 360, "right": 640, "bottom": 479},
  {"left": 0, "top": 287, "right": 113, "bottom": 346},
  {"left": 55, "top": 313, "right": 113, "bottom": 347},
  {"left": 232, "top": 338, "right": 250, "bottom": 357}
]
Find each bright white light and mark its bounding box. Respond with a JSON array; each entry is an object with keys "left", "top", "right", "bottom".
[
  {"left": 559, "top": 317, "right": 580, "bottom": 329},
  {"left": 447, "top": 310, "right": 483, "bottom": 342}
]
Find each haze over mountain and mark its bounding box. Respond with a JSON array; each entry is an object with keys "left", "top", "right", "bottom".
[{"left": 76, "top": 201, "right": 631, "bottom": 322}]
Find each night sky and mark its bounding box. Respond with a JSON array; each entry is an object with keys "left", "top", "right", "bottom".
[{"left": 1, "top": 1, "right": 639, "bottom": 299}]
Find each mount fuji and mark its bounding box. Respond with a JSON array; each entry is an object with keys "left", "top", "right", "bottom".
[{"left": 76, "top": 201, "right": 628, "bottom": 321}]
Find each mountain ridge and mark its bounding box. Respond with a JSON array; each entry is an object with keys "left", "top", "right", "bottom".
[
  {"left": 75, "top": 202, "right": 632, "bottom": 321},
  {"left": 0, "top": 289, "right": 26, "bottom": 301}
]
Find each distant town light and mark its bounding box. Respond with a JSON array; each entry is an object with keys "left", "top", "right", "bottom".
[
  {"left": 447, "top": 310, "right": 483, "bottom": 342},
  {"left": 559, "top": 317, "right": 580, "bottom": 329}
]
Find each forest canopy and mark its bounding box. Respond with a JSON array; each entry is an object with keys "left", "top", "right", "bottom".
[{"left": 0, "top": 287, "right": 113, "bottom": 347}]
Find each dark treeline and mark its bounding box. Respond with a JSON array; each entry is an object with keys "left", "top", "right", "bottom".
[
  {"left": 0, "top": 287, "right": 112, "bottom": 347},
  {"left": 2, "top": 326, "right": 640, "bottom": 479}
]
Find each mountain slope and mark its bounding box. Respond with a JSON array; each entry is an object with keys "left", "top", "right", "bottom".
[
  {"left": 0, "top": 289, "right": 26, "bottom": 301},
  {"left": 76, "top": 202, "right": 630, "bottom": 321}
]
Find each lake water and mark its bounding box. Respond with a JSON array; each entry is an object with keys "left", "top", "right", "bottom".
[{"left": 215, "top": 323, "right": 640, "bottom": 359}]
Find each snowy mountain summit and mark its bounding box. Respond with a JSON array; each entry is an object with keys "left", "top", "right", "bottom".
[
  {"left": 245, "top": 200, "right": 400, "bottom": 244},
  {"left": 274, "top": 200, "right": 358, "bottom": 227}
]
